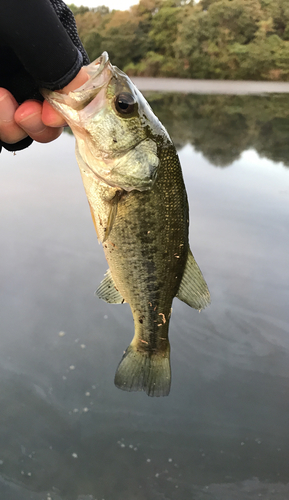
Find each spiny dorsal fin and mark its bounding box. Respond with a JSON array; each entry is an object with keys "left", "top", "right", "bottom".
[
  {"left": 95, "top": 269, "right": 125, "bottom": 304},
  {"left": 176, "top": 249, "right": 210, "bottom": 310}
]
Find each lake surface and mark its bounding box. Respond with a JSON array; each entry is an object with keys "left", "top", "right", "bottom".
[{"left": 0, "top": 92, "right": 289, "bottom": 500}]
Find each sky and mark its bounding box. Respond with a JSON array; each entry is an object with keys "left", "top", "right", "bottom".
[{"left": 64, "top": 0, "right": 137, "bottom": 10}]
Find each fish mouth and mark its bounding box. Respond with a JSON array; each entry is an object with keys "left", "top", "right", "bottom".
[
  {"left": 66, "top": 52, "right": 111, "bottom": 111},
  {"left": 83, "top": 51, "right": 110, "bottom": 80},
  {"left": 41, "top": 52, "right": 112, "bottom": 112}
]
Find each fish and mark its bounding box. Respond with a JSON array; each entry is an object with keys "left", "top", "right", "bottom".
[{"left": 42, "top": 52, "right": 210, "bottom": 397}]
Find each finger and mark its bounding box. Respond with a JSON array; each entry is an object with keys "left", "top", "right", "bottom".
[
  {"left": 0, "top": 88, "right": 28, "bottom": 143},
  {"left": 41, "top": 100, "right": 67, "bottom": 127},
  {"left": 15, "top": 100, "right": 63, "bottom": 143}
]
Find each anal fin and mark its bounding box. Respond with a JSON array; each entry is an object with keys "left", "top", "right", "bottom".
[
  {"left": 95, "top": 269, "right": 125, "bottom": 304},
  {"left": 176, "top": 249, "right": 210, "bottom": 310}
]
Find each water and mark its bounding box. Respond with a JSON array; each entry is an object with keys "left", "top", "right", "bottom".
[{"left": 0, "top": 93, "right": 289, "bottom": 500}]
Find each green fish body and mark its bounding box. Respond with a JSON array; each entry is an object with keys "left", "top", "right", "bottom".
[{"left": 42, "top": 53, "right": 210, "bottom": 396}]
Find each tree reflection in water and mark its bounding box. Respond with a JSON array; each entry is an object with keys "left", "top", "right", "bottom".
[{"left": 146, "top": 93, "right": 289, "bottom": 167}]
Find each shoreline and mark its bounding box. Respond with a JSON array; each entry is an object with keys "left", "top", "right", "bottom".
[{"left": 131, "top": 77, "right": 289, "bottom": 94}]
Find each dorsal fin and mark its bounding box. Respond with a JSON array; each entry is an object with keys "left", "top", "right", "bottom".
[{"left": 176, "top": 250, "right": 210, "bottom": 310}]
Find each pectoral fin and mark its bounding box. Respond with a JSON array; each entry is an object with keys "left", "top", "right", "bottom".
[
  {"left": 95, "top": 269, "right": 125, "bottom": 304},
  {"left": 176, "top": 250, "right": 210, "bottom": 310},
  {"left": 103, "top": 193, "right": 119, "bottom": 242}
]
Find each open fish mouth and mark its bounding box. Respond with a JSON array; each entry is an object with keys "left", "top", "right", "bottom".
[
  {"left": 41, "top": 52, "right": 113, "bottom": 113},
  {"left": 83, "top": 51, "right": 110, "bottom": 80},
  {"left": 66, "top": 52, "right": 111, "bottom": 111}
]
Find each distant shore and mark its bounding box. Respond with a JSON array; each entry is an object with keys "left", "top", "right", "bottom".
[{"left": 131, "top": 77, "right": 289, "bottom": 94}]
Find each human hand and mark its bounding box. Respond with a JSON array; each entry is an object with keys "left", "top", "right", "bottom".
[
  {"left": 0, "top": 89, "right": 63, "bottom": 144},
  {"left": 0, "top": 67, "right": 89, "bottom": 146}
]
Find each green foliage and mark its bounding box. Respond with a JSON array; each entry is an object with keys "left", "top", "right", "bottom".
[
  {"left": 82, "top": 31, "right": 103, "bottom": 62},
  {"left": 124, "top": 51, "right": 177, "bottom": 76},
  {"left": 68, "top": 4, "right": 89, "bottom": 15},
  {"left": 72, "top": 0, "right": 289, "bottom": 80},
  {"left": 101, "top": 22, "right": 139, "bottom": 69},
  {"left": 149, "top": 1, "right": 182, "bottom": 55}
]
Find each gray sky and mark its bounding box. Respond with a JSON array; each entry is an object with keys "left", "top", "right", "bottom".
[{"left": 64, "top": 0, "right": 137, "bottom": 11}]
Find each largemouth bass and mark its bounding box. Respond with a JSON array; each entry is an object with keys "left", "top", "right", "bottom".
[{"left": 43, "top": 52, "right": 210, "bottom": 397}]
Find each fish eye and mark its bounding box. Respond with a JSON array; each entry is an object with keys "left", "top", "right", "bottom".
[{"left": 115, "top": 93, "right": 136, "bottom": 115}]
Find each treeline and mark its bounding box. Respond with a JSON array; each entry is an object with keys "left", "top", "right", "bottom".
[{"left": 69, "top": 0, "right": 289, "bottom": 80}]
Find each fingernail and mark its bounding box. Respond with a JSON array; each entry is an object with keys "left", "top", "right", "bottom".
[
  {"left": 0, "top": 93, "right": 15, "bottom": 123},
  {"left": 18, "top": 112, "right": 47, "bottom": 135}
]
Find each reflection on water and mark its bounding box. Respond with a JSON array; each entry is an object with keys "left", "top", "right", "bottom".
[
  {"left": 147, "top": 93, "right": 289, "bottom": 168},
  {"left": 0, "top": 94, "right": 289, "bottom": 499}
]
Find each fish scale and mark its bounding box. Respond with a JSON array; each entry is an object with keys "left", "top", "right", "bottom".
[{"left": 104, "top": 144, "right": 188, "bottom": 334}]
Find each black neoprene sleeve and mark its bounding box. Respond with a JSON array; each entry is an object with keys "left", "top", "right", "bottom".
[
  {"left": 0, "top": 0, "right": 89, "bottom": 152},
  {"left": 0, "top": 0, "right": 88, "bottom": 89}
]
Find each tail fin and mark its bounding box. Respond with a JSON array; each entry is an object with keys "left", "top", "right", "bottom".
[{"left": 114, "top": 344, "right": 171, "bottom": 397}]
